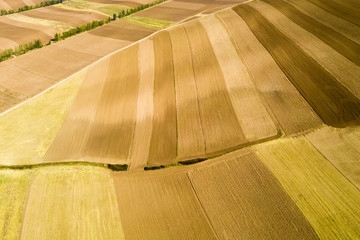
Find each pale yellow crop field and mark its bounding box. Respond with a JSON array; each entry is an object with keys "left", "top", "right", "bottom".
[
  {"left": 7, "top": 14, "right": 72, "bottom": 32},
  {"left": 21, "top": 166, "right": 125, "bottom": 239},
  {"left": 0, "top": 71, "right": 85, "bottom": 165},
  {"left": 0, "top": 170, "right": 32, "bottom": 240},
  {"left": 257, "top": 138, "right": 360, "bottom": 239}
]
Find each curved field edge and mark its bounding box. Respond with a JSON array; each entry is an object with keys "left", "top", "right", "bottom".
[{"left": 2, "top": 126, "right": 359, "bottom": 238}]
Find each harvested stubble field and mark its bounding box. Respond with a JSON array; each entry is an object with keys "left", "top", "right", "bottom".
[
  {"left": 0, "top": 0, "right": 359, "bottom": 238},
  {"left": 21, "top": 5, "right": 108, "bottom": 27},
  {"left": 0, "top": 16, "right": 54, "bottom": 49},
  {"left": 0, "top": 0, "right": 44, "bottom": 11}
]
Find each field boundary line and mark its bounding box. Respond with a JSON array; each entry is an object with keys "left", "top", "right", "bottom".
[
  {"left": 18, "top": 172, "right": 35, "bottom": 240},
  {"left": 306, "top": 135, "right": 360, "bottom": 192},
  {"left": 186, "top": 172, "right": 220, "bottom": 240}
]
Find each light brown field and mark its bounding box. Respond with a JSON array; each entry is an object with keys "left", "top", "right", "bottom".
[
  {"left": 0, "top": 17, "right": 53, "bottom": 46},
  {"left": 168, "top": 25, "right": 205, "bottom": 160},
  {"left": 21, "top": 5, "right": 107, "bottom": 27},
  {"left": 164, "top": 1, "right": 206, "bottom": 11},
  {"left": 148, "top": 31, "right": 177, "bottom": 166},
  {"left": 184, "top": 20, "right": 246, "bottom": 154},
  {"left": 9, "top": 44, "right": 98, "bottom": 82},
  {"left": 188, "top": 153, "right": 318, "bottom": 239},
  {"left": 134, "top": 5, "right": 199, "bottom": 22},
  {"left": 200, "top": 14, "right": 278, "bottom": 142},
  {"left": 112, "top": 171, "right": 217, "bottom": 239},
  {"left": 306, "top": 127, "right": 360, "bottom": 189},
  {"left": 89, "top": 19, "right": 155, "bottom": 41},
  {"left": 88, "top": 0, "right": 141, "bottom": 7},
  {"left": 217, "top": 9, "right": 323, "bottom": 135},
  {"left": 83, "top": 45, "right": 139, "bottom": 163},
  {"left": 128, "top": 39, "right": 155, "bottom": 171},
  {"left": 0, "top": 0, "right": 12, "bottom": 11},
  {"left": 21, "top": 166, "right": 125, "bottom": 240},
  {"left": 1, "top": 0, "right": 43, "bottom": 10},
  {"left": 257, "top": 138, "right": 360, "bottom": 239},
  {"left": 43, "top": 59, "right": 110, "bottom": 162},
  {"left": 54, "top": 32, "right": 131, "bottom": 57}
]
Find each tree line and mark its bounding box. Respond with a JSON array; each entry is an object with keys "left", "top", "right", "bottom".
[
  {"left": 0, "top": 0, "right": 64, "bottom": 16},
  {"left": 0, "top": 0, "right": 167, "bottom": 62},
  {"left": 0, "top": 40, "right": 44, "bottom": 62},
  {"left": 54, "top": 0, "right": 167, "bottom": 41}
]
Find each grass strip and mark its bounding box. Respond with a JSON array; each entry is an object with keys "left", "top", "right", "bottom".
[
  {"left": 123, "top": 16, "right": 172, "bottom": 29},
  {"left": 233, "top": 4, "right": 360, "bottom": 127}
]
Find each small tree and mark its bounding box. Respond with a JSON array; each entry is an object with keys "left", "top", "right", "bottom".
[
  {"left": 113, "top": 13, "right": 117, "bottom": 20},
  {"left": 54, "top": 33, "right": 61, "bottom": 41}
]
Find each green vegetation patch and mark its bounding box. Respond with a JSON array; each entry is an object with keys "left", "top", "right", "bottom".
[
  {"left": 0, "top": 170, "right": 33, "bottom": 240},
  {"left": 123, "top": 16, "right": 173, "bottom": 29},
  {"left": 59, "top": 0, "right": 129, "bottom": 16},
  {"left": 0, "top": 71, "right": 85, "bottom": 165}
]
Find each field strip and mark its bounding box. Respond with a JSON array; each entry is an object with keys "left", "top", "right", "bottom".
[
  {"left": 184, "top": 20, "right": 246, "bottom": 154},
  {"left": 283, "top": 0, "right": 360, "bottom": 45},
  {"left": 148, "top": 31, "right": 177, "bottom": 166},
  {"left": 0, "top": 170, "right": 33, "bottom": 240},
  {"left": 7, "top": 13, "right": 72, "bottom": 32},
  {"left": 306, "top": 0, "right": 360, "bottom": 27},
  {"left": 82, "top": 45, "right": 139, "bottom": 164},
  {"left": 123, "top": 16, "right": 173, "bottom": 29},
  {"left": 306, "top": 127, "right": 360, "bottom": 190},
  {"left": 257, "top": 138, "right": 360, "bottom": 239},
  {"left": 331, "top": 0, "right": 360, "bottom": 9},
  {"left": 217, "top": 9, "right": 322, "bottom": 135},
  {"left": 200, "top": 14, "right": 278, "bottom": 142},
  {"left": 57, "top": 0, "right": 128, "bottom": 16},
  {"left": 251, "top": 0, "right": 360, "bottom": 99},
  {"left": 42, "top": 59, "right": 110, "bottom": 162},
  {"left": 188, "top": 153, "right": 318, "bottom": 239},
  {"left": 128, "top": 39, "right": 155, "bottom": 171},
  {"left": 112, "top": 172, "right": 217, "bottom": 239},
  {"left": 262, "top": 0, "right": 360, "bottom": 66},
  {"left": 0, "top": 70, "right": 85, "bottom": 165},
  {"left": 234, "top": 4, "right": 360, "bottom": 127},
  {"left": 21, "top": 166, "right": 125, "bottom": 239},
  {"left": 168, "top": 25, "right": 205, "bottom": 160}
]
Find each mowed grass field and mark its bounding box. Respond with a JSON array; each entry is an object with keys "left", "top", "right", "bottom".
[{"left": 0, "top": 0, "right": 360, "bottom": 238}]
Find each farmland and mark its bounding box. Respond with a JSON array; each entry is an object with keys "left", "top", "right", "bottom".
[{"left": 0, "top": 0, "right": 359, "bottom": 238}]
